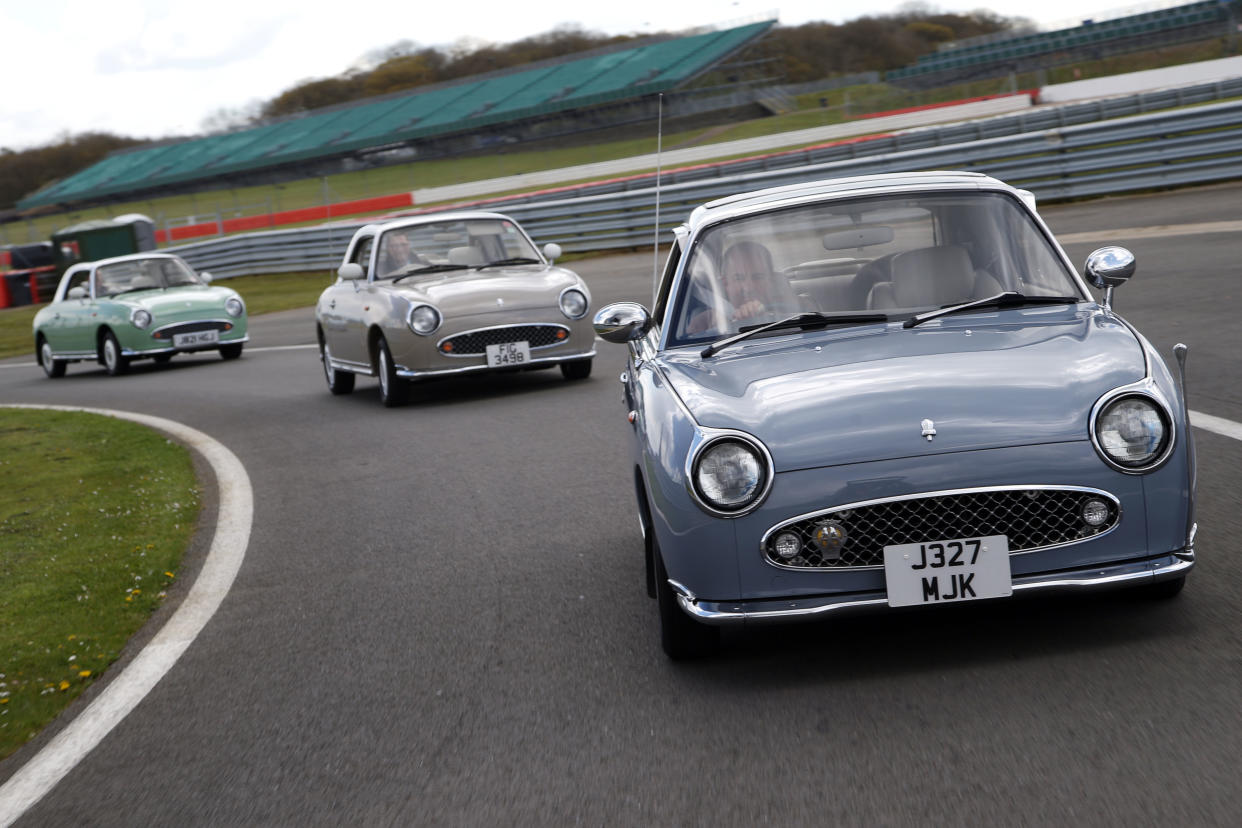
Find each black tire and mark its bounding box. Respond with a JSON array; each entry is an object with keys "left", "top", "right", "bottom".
[
  {"left": 1133, "top": 575, "right": 1186, "bottom": 600},
  {"left": 153, "top": 353, "right": 173, "bottom": 365},
  {"left": 560, "top": 358, "right": 592, "bottom": 381},
  {"left": 654, "top": 541, "right": 720, "bottom": 660},
  {"left": 38, "top": 337, "right": 66, "bottom": 379},
  {"left": 219, "top": 343, "right": 244, "bottom": 360},
  {"left": 101, "top": 331, "right": 129, "bottom": 376},
  {"left": 320, "top": 338, "right": 355, "bottom": 395},
  {"left": 376, "top": 337, "right": 410, "bottom": 407}
]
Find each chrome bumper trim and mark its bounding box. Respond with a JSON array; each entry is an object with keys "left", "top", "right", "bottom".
[
  {"left": 676, "top": 550, "right": 1195, "bottom": 626},
  {"left": 122, "top": 335, "right": 249, "bottom": 357},
  {"left": 394, "top": 348, "right": 595, "bottom": 379}
]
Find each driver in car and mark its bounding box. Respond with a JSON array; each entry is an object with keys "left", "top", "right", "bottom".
[{"left": 686, "top": 241, "right": 800, "bottom": 335}]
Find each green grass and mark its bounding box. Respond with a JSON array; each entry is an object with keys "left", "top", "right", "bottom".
[{"left": 0, "top": 409, "right": 200, "bottom": 759}]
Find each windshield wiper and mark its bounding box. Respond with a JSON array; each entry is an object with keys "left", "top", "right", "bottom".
[
  {"left": 701, "top": 311, "right": 888, "bottom": 359},
  {"left": 902, "top": 291, "right": 1082, "bottom": 329},
  {"left": 477, "top": 257, "right": 541, "bottom": 269},
  {"left": 392, "top": 264, "right": 470, "bottom": 282}
]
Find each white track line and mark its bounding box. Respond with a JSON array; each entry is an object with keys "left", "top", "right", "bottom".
[
  {"left": 1189, "top": 409, "right": 1242, "bottom": 442},
  {"left": 0, "top": 405, "right": 253, "bottom": 828}
]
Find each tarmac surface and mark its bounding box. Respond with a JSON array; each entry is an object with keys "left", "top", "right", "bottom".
[{"left": 1, "top": 183, "right": 1240, "bottom": 825}]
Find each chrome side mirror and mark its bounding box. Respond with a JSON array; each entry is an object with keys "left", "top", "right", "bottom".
[
  {"left": 1084, "top": 246, "right": 1135, "bottom": 312},
  {"left": 594, "top": 302, "right": 652, "bottom": 343},
  {"left": 1084, "top": 246, "right": 1135, "bottom": 289},
  {"left": 200, "top": 272, "right": 214, "bottom": 284},
  {"left": 338, "top": 263, "right": 365, "bottom": 281},
  {"left": 542, "top": 243, "right": 562, "bottom": 264},
  {"left": 67, "top": 286, "right": 87, "bottom": 300}
]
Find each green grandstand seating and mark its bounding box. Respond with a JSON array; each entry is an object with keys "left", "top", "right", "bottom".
[{"left": 18, "top": 20, "right": 774, "bottom": 208}]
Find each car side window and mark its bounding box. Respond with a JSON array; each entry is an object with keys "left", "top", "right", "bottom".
[
  {"left": 351, "top": 237, "right": 374, "bottom": 278},
  {"left": 65, "top": 270, "right": 90, "bottom": 297}
]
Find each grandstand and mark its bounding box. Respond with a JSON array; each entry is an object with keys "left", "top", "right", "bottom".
[
  {"left": 887, "top": 0, "right": 1238, "bottom": 88},
  {"left": 18, "top": 21, "right": 775, "bottom": 211}
]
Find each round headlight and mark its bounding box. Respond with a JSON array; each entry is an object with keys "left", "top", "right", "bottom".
[
  {"left": 408, "top": 304, "right": 441, "bottom": 336},
  {"left": 225, "top": 297, "right": 245, "bottom": 318},
  {"left": 559, "top": 288, "right": 588, "bottom": 320},
  {"left": 130, "top": 309, "right": 152, "bottom": 330},
  {"left": 693, "top": 438, "right": 768, "bottom": 513},
  {"left": 1095, "top": 395, "right": 1169, "bottom": 469}
]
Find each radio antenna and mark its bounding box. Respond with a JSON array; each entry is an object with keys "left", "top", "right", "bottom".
[{"left": 652, "top": 93, "right": 664, "bottom": 299}]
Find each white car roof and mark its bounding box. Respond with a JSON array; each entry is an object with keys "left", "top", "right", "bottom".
[{"left": 686, "top": 171, "right": 1026, "bottom": 232}]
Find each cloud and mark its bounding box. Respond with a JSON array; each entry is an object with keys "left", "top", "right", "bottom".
[{"left": 95, "top": 15, "right": 288, "bottom": 74}]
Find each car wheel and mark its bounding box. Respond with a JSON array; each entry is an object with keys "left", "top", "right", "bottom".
[
  {"left": 38, "top": 338, "right": 66, "bottom": 379},
  {"left": 1133, "top": 575, "right": 1186, "bottom": 600},
  {"left": 153, "top": 353, "right": 173, "bottom": 365},
  {"left": 654, "top": 540, "right": 720, "bottom": 660},
  {"left": 101, "top": 331, "right": 129, "bottom": 376},
  {"left": 376, "top": 337, "right": 410, "bottom": 407},
  {"left": 320, "top": 339, "right": 355, "bottom": 395},
  {"left": 560, "top": 358, "right": 592, "bottom": 381},
  {"left": 219, "top": 343, "right": 244, "bottom": 360}
]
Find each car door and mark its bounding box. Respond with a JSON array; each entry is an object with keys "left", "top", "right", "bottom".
[
  {"left": 323, "top": 236, "right": 373, "bottom": 368},
  {"left": 55, "top": 267, "right": 97, "bottom": 355}
]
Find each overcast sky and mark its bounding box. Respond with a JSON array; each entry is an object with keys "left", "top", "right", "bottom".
[{"left": 1, "top": 0, "right": 1158, "bottom": 150}]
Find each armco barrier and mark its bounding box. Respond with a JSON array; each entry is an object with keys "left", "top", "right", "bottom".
[{"left": 166, "top": 97, "right": 1242, "bottom": 278}]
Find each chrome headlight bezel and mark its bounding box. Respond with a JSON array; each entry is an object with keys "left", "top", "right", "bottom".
[
  {"left": 687, "top": 431, "right": 774, "bottom": 518},
  {"left": 130, "top": 308, "right": 153, "bottom": 330},
  {"left": 407, "top": 303, "right": 442, "bottom": 336},
  {"left": 1090, "top": 388, "right": 1175, "bottom": 473},
  {"left": 225, "top": 296, "right": 245, "bottom": 318},
  {"left": 558, "top": 286, "right": 588, "bottom": 320}
]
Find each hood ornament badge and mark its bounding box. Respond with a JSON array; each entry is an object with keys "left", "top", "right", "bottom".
[{"left": 921, "top": 419, "right": 937, "bottom": 442}]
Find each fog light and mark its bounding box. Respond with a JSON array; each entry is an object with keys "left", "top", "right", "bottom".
[
  {"left": 1082, "top": 499, "right": 1110, "bottom": 527},
  {"left": 774, "top": 532, "right": 801, "bottom": 560}
]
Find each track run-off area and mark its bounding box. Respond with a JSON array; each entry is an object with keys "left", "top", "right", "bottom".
[{"left": 1, "top": 183, "right": 1240, "bottom": 825}]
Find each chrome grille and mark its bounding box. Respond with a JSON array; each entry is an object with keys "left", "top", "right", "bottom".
[
  {"left": 439, "top": 324, "right": 568, "bottom": 355},
  {"left": 152, "top": 320, "right": 233, "bottom": 340},
  {"left": 763, "top": 488, "right": 1120, "bottom": 569}
]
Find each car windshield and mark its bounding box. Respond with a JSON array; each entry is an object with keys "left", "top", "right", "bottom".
[
  {"left": 374, "top": 218, "right": 540, "bottom": 279},
  {"left": 666, "top": 191, "right": 1083, "bottom": 347},
  {"left": 94, "top": 258, "right": 201, "bottom": 297}
]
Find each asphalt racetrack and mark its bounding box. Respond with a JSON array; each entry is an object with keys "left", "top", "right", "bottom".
[{"left": 2, "top": 183, "right": 1240, "bottom": 825}]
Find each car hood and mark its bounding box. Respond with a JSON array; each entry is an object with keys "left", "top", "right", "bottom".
[
  {"left": 117, "top": 285, "right": 237, "bottom": 313},
  {"left": 391, "top": 265, "right": 582, "bottom": 313},
  {"left": 659, "top": 307, "right": 1147, "bottom": 472}
]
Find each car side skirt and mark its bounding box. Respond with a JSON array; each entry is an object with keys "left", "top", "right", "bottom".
[{"left": 673, "top": 548, "right": 1194, "bottom": 626}]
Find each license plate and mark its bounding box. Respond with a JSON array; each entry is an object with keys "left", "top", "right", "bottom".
[
  {"left": 485, "top": 340, "right": 530, "bottom": 367},
  {"left": 173, "top": 330, "right": 219, "bottom": 348},
  {"left": 883, "top": 534, "right": 1011, "bottom": 608}
]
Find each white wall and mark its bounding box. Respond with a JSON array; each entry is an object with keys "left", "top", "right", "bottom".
[{"left": 1039, "top": 55, "right": 1242, "bottom": 103}]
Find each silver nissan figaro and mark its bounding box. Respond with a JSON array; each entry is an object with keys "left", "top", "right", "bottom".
[
  {"left": 594, "top": 171, "right": 1196, "bottom": 659},
  {"left": 316, "top": 212, "right": 594, "bottom": 405}
]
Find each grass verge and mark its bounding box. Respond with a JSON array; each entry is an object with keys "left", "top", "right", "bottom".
[{"left": 0, "top": 409, "right": 200, "bottom": 760}]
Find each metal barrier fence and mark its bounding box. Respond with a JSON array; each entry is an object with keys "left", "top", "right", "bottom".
[{"left": 169, "top": 92, "right": 1242, "bottom": 278}]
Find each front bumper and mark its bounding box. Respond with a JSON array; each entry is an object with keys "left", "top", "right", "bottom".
[
  {"left": 394, "top": 347, "right": 595, "bottom": 380},
  {"left": 122, "top": 334, "right": 249, "bottom": 357},
  {"left": 673, "top": 546, "right": 1195, "bottom": 626}
]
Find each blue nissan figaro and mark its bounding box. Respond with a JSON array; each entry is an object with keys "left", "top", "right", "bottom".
[{"left": 594, "top": 171, "right": 1196, "bottom": 659}]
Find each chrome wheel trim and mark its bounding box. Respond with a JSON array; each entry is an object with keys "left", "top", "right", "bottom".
[
  {"left": 40, "top": 341, "right": 54, "bottom": 374},
  {"left": 103, "top": 337, "right": 118, "bottom": 371},
  {"left": 378, "top": 346, "right": 390, "bottom": 397},
  {"left": 321, "top": 343, "right": 335, "bottom": 384}
]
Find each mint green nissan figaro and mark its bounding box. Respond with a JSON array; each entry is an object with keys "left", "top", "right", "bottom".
[{"left": 33, "top": 253, "right": 248, "bottom": 378}]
